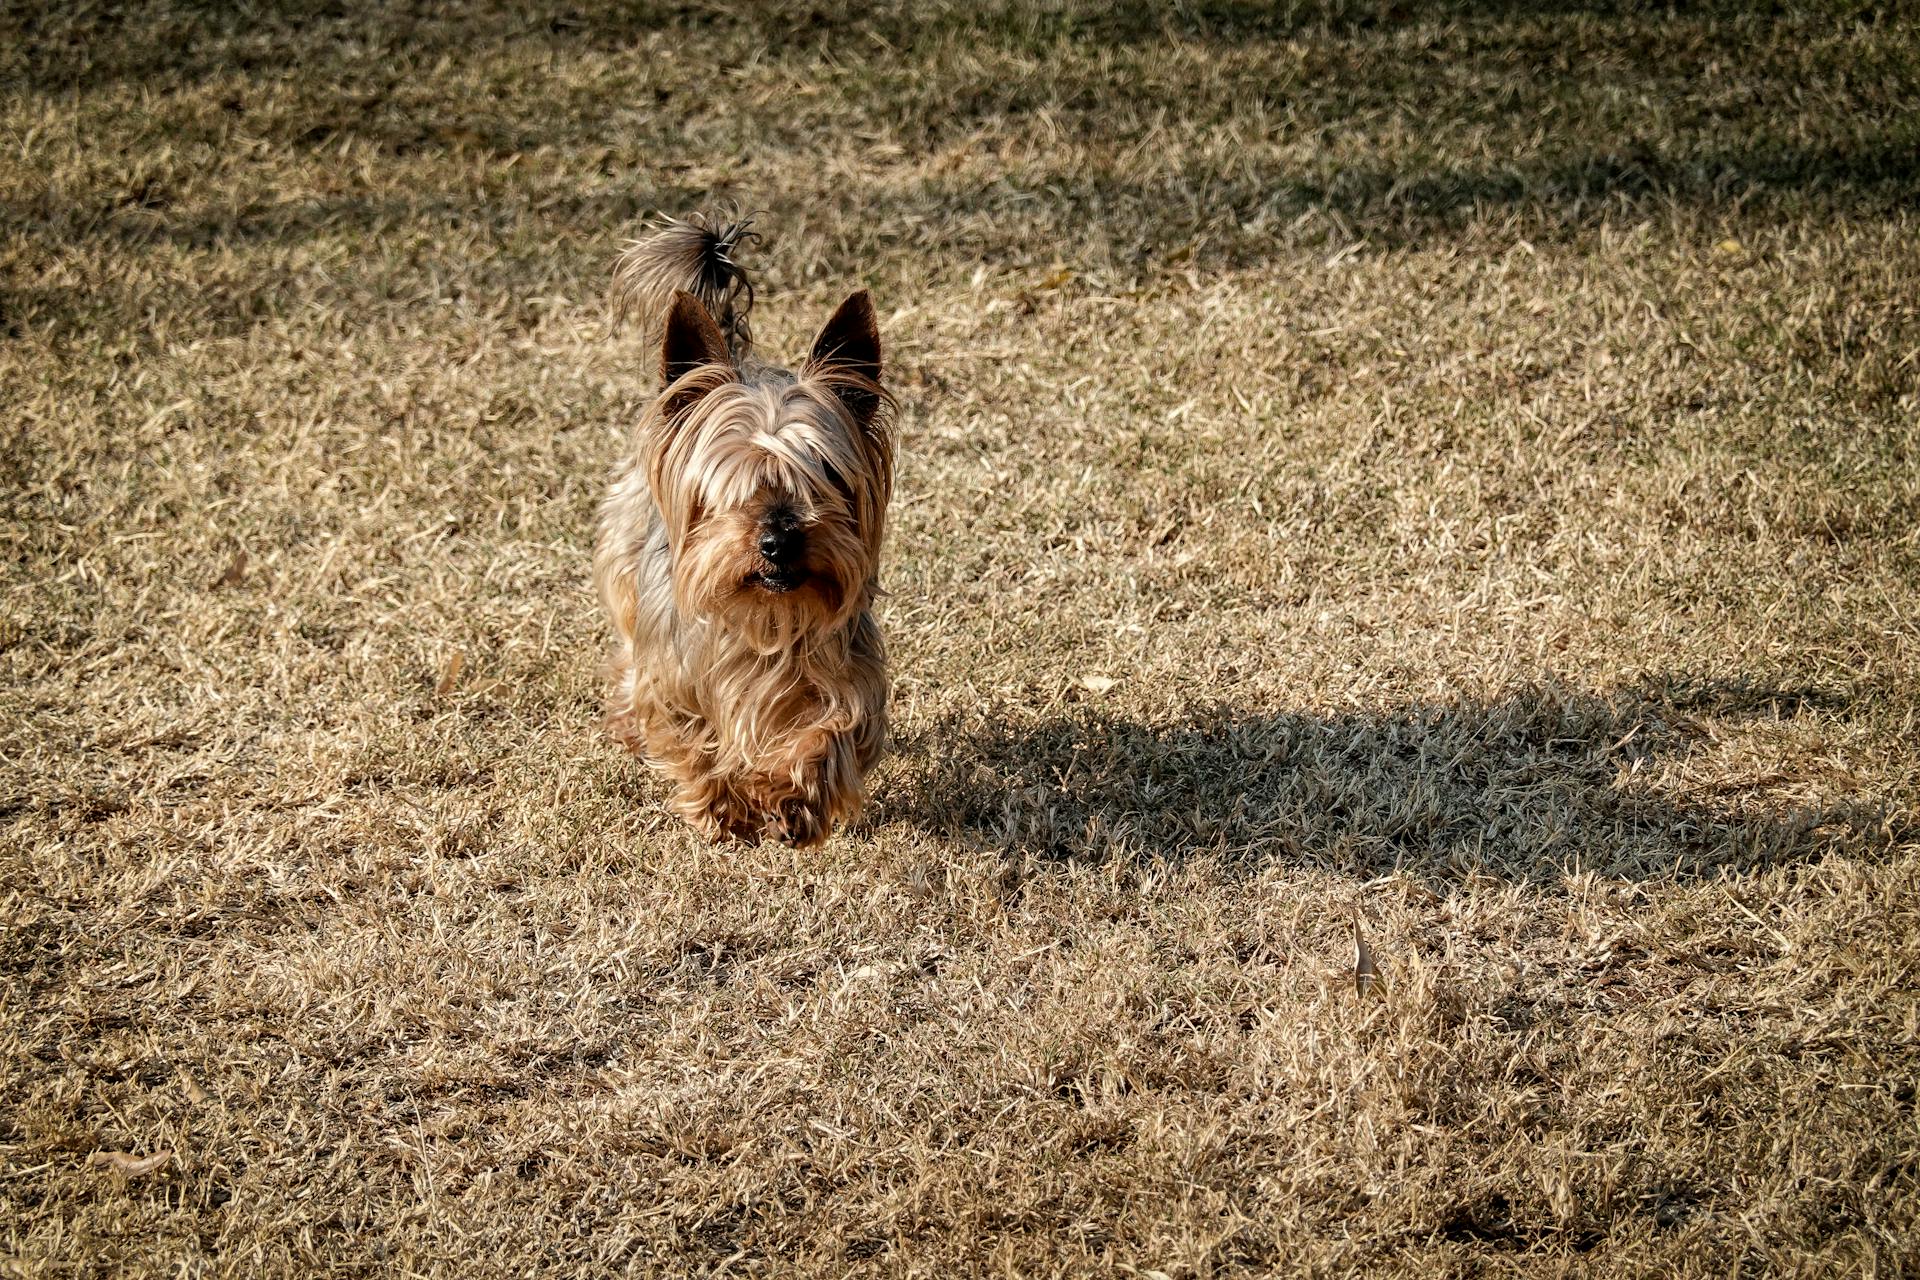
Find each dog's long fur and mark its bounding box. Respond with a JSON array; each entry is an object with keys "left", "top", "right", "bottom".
[{"left": 594, "top": 214, "right": 895, "bottom": 846}]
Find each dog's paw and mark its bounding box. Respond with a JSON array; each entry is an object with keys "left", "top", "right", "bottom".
[
  {"left": 690, "top": 792, "right": 766, "bottom": 844},
  {"left": 769, "top": 796, "right": 829, "bottom": 848}
]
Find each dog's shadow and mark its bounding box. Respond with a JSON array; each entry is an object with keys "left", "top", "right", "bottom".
[{"left": 881, "top": 677, "right": 1893, "bottom": 885}]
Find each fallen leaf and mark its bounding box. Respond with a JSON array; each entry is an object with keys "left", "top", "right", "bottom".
[
  {"left": 1080, "top": 675, "right": 1117, "bottom": 695},
  {"left": 435, "top": 649, "right": 465, "bottom": 696},
  {"left": 1352, "top": 908, "right": 1381, "bottom": 997},
  {"left": 214, "top": 550, "right": 247, "bottom": 588},
  {"left": 89, "top": 1150, "right": 172, "bottom": 1178}
]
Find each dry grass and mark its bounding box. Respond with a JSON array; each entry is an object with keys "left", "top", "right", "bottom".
[{"left": 4, "top": 1, "right": 1919, "bottom": 1275}]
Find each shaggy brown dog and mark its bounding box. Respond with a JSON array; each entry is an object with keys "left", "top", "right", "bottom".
[{"left": 593, "top": 215, "right": 895, "bottom": 846}]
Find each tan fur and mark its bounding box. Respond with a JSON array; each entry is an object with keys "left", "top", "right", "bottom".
[{"left": 594, "top": 216, "right": 894, "bottom": 846}]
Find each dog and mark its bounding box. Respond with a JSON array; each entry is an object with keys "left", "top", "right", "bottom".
[{"left": 593, "top": 214, "right": 895, "bottom": 847}]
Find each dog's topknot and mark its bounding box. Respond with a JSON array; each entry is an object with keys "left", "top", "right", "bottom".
[{"left": 611, "top": 211, "right": 759, "bottom": 362}]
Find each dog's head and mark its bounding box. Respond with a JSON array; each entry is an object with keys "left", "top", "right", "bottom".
[{"left": 644, "top": 290, "right": 894, "bottom": 652}]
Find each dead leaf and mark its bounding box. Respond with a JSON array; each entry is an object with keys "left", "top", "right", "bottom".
[
  {"left": 435, "top": 649, "right": 465, "bottom": 696},
  {"left": 89, "top": 1149, "right": 172, "bottom": 1178},
  {"left": 1079, "top": 675, "right": 1117, "bottom": 695},
  {"left": 214, "top": 550, "right": 247, "bottom": 588},
  {"left": 433, "top": 125, "right": 486, "bottom": 149},
  {"left": 1352, "top": 908, "right": 1381, "bottom": 997}
]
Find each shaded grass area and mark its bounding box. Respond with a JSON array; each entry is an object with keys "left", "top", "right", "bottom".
[
  {"left": 4, "top": 1, "right": 1919, "bottom": 1276},
  {"left": 897, "top": 679, "right": 1900, "bottom": 881}
]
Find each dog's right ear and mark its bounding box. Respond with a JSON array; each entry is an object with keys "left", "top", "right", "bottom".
[
  {"left": 805, "top": 290, "right": 883, "bottom": 430},
  {"left": 660, "top": 290, "right": 734, "bottom": 414}
]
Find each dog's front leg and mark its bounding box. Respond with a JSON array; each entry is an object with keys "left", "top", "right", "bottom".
[{"left": 755, "top": 727, "right": 864, "bottom": 849}]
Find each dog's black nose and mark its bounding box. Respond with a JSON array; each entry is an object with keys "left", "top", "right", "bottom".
[{"left": 758, "top": 513, "right": 803, "bottom": 564}]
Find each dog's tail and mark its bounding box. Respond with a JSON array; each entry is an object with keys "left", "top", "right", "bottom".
[{"left": 610, "top": 211, "right": 758, "bottom": 362}]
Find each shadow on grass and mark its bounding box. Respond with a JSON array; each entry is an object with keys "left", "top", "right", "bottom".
[
  {"left": 811, "top": 137, "right": 1920, "bottom": 270},
  {"left": 10, "top": 0, "right": 1915, "bottom": 360},
  {"left": 884, "top": 677, "right": 1896, "bottom": 885},
  {"left": 7, "top": 1, "right": 1803, "bottom": 96},
  {"left": 11, "top": 0, "right": 1917, "bottom": 250},
  {"left": 11, "top": 126, "right": 1915, "bottom": 358},
  {"left": 41, "top": 133, "right": 1917, "bottom": 256}
]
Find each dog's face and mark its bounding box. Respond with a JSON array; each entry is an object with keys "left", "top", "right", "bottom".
[{"left": 646, "top": 291, "right": 892, "bottom": 652}]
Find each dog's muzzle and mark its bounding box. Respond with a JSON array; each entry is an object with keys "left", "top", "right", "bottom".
[{"left": 754, "top": 510, "right": 805, "bottom": 591}]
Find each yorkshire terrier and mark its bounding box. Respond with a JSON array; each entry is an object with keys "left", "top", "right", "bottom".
[{"left": 593, "top": 213, "right": 895, "bottom": 847}]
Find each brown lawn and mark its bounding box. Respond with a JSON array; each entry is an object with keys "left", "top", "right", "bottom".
[{"left": 3, "top": 2, "right": 1917, "bottom": 1275}]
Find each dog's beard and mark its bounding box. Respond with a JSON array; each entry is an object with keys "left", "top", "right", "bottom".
[{"left": 672, "top": 510, "right": 866, "bottom": 654}]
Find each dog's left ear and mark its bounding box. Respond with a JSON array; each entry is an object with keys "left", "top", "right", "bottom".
[{"left": 806, "top": 290, "right": 882, "bottom": 428}]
